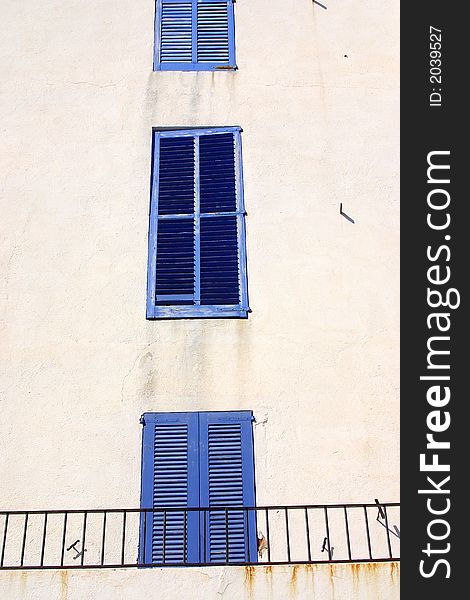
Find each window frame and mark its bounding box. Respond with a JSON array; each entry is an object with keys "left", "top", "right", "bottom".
[
  {"left": 146, "top": 127, "right": 250, "bottom": 320},
  {"left": 154, "top": 0, "right": 237, "bottom": 72},
  {"left": 139, "top": 410, "right": 258, "bottom": 565}
]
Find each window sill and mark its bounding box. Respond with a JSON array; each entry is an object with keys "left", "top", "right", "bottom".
[
  {"left": 154, "top": 64, "right": 238, "bottom": 72},
  {"left": 146, "top": 305, "right": 249, "bottom": 319}
]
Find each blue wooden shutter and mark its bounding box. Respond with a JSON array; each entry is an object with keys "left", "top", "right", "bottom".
[
  {"left": 159, "top": 0, "right": 193, "bottom": 65},
  {"left": 155, "top": 1, "right": 236, "bottom": 70},
  {"left": 147, "top": 128, "right": 249, "bottom": 319},
  {"left": 197, "top": 1, "right": 230, "bottom": 64},
  {"left": 199, "top": 411, "right": 257, "bottom": 563},
  {"left": 140, "top": 413, "right": 200, "bottom": 564},
  {"left": 154, "top": 135, "right": 196, "bottom": 306},
  {"left": 199, "top": 132, "right": 241, "bottom": 306}
]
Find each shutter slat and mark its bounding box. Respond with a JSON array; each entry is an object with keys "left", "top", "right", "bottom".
[
  {"left": 156, "top": 136, "right": 196, "bottom": 305},
  {"left": 158, "top": 137, "right": 195, "bottom": 215},
  {"left": 149, "top": 129, "right": 248, "bottom": 318},
  {"left": 156, "top": 0, "right": 235, "bottom": 70},
  {"left": 140, "top": 413, "right": 200, "bottom": 564},
  {"left": 160, "top": 1, "right": 193, "bottom": 63},
  {"left": 198, "top": 414, "right": 257, "bottom": 564},
  {"left": 199, "top": 132, "right": 240, "bottom": 306},
  {"left": 199, "top": 132, "right": 237, "bottom": 214},
  {"left": 155, "top": 218, "right": 195, "bottom": 302},
  {"left": 207, "top": 423, "right": 245, "bottom": 563},
  {"left": 200, "top": 216, "right": 240, "bottom": 304},
  {"left": 197, "top": 2, "right": 230, "bottom": 63},
  {"left": 142, "top": 411, "right": 256, "bottom": 564}
]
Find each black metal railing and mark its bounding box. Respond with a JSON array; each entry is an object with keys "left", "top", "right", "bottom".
[{"left": 0, "top": 502, "right": 399, "bottom": 570}]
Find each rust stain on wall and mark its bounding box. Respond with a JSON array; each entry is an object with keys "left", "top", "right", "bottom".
[
  {"left": 244, "top": 566, "right": 256, "bottom": 597},
  {"left": 263, "top": 565, "right": 274, "bottom": 596},
  {"left": 263, "top": 566, "right": 273, "bottom": 574},
  {"left": 59, "top": 570, "right": 69, "bottom": 600},
  {"left": 351, "top": 562, "right": 362, "bottom": 592},
  {"left": 347, "top": 561, "right": 400, "bottom": 597},
  {"left": 18, "top": 571, "right": 29, "bottom": 596},
  {"left": 390, "top": 560, "right": 400, "bottom": 581},
  {"left": 349, "top": 562, "right": 382, "bottom": 574},
  {"left": 328, "top": 564, "right": 336, "bottom": 599},
  {"left": 289, "top": 564, "right": 300, "bottom": 595}
]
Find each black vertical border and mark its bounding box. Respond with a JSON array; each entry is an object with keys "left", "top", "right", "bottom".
[{"left": 401, "top": 2, "right": 465, "bottom": 595}]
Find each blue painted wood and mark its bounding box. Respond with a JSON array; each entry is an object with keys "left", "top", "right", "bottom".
[
  {"left": 191, "top": 0, "right": 198, "bottom": 64},
  {"left": 154, "top": 0, "right": 236, "bottom": 71},
  {"left": 139, "top": 413, "right": 200, "bottom": 564},
  {"left": 150, "top": 305, "right": 248, "bottom": 318},
  {"left": 146, "top": 133, "right": 160, "bottom": 319},
  {"left": 194, "top": 136, "right": 201, "bottom": 304},
  {"left": 199, "top": 411, "right": 257, "bottom": 563},
  {"left": 234, "top": 130, "right": 250, "bottom": 312},
  {"left": 155, "top": 219, "right": 195, "bottom": 303},
  {"left": 152, "top": 134, "right": 196, "bottom": 311},
  {"left": 199, "top": 132, "right": 239, "bottom": 305},
  {"left": 227, "top": 0, "right": 236, "bottom": 67},
  {"left": 157, "top": 210, "right": 245, "bottom": 220},
  {"left": 141, "top": 411, "right": 257, "bottom": 565},
  {"left": 146, "top": 127, "right": 250, "bottom": 319},
  {"left": 153, "top": 0, "right": 163, "bottom": 71},
  {"left": 152, "top": 127, "right": 242, "bottom": 138},
  {"left": 156, "top": 294, "right": 194, "bottom": 301}
]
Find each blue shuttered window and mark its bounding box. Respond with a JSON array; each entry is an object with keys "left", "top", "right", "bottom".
[
  {"left": 140, "top": 411, "right": 257, "bottom": 565},
  {"left": 199, "top": 412, "right": 257, "bottom": 563},
  {"left": 147, "top": 127, "right": 249, "bottom": 319},
  {"left": 140, "top": 413, "right": 200, "bottom": 564},
  {"left": 154, "top": 0, "right": 236, "bottom": 71}
]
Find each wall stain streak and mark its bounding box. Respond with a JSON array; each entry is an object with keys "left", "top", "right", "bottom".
[
  {"left": 289, "top": 564, "right": 300, "bottom": 597},
  {"left": 244, "top": 566, "right": 256, "bottom": 598},
  {"left": 59, "top": 570, "right": 69, "bottom": 600},
  {"left": 390, "top": 560, "right": 399, "bottom": 582},
  {"left": 328, "top": 564, "right": 336, "bottom": 600},
  {"left": 263, "top": 565, "right": 273, "bottom": 597}
]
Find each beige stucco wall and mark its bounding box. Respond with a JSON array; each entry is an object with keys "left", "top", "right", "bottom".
[
  {"left": 1, "top": 0, "right": 399, "bottom": 597},
  {"left": 1, "top": 563, "right": 399, "bottom": 600}
]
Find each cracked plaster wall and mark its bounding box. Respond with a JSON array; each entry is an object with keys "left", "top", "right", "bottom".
[{"left": 1, "top": 0, "right": 399, "bottom": 597}]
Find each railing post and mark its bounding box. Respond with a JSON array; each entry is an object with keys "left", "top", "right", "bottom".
[
  {"left": 60, "top": 512, "right": 68, "bottom": 567},
  {"left": 121, "top": 511, "right": 126, "bottom": 566},
  {"left": 363, "top": 506, "right": 373, "bottom": 560},
  {"left": 20, "top": 513, "right": 28, "bottom": 567},
  {"left": 324, "top": 507, "right": 332, "bottom": 561},
  {"left": 203, "top": 509, "right": 207, "bottom": 563},
  {"left": 265, "top": 508, "right": 271, "bottom": 563},
  {"left": 40, "top": 513, "right": 48, "bottom": 567},
  {"left": 1, "top": 514, "right": 9, "bottom": 568},
  {"left": 142, "top": 510, "right": 147, "bottom": 566},
  {"left": 304, "top": 507, "right": 312, "bottom": 562},
  {"left": 285, "top": 508, "right": 291, "bottom": 563},
  {"left": 81, "top": 511, "right": 88, "bottom": 566},
  {"left": 343, "top": 506, "right": 352, "bottom": 561},
  {"left": 101, "top": 511, "right": 107, "bottom": 566},
  {"left": 245, "top": 508, "right": 250, "bottom": 563}
]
